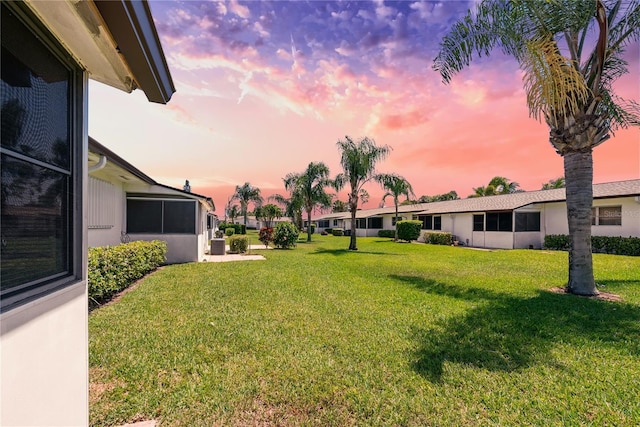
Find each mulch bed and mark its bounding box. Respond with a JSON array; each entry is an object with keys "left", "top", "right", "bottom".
[{"left": 549, "top": 287, "right": 622, "bottom": 302}]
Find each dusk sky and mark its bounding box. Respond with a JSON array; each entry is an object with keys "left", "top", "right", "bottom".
[{"left": 88, "top": 0, "right": 639, "bottom": 215}]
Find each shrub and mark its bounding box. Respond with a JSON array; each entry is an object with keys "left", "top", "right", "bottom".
[
  {"left": 273, "top": 222, "right": 300, "bottom": 249},
  {"left": 423, "top": 231, "right": 453, "bottom": 245},
  {"left": 544, "top": 234, "right": 640, "bottom": 256},
  {"left": 229, "top": 235, "right": 249, "bottom": 253},
  {"left": 332, "top": 228, "right": 344, "bottom": 236},
  {"left": 378, "top": 230, "right": 395, "bottom": 238},
  {"left": 325, "top": 228, "right": 333, "bottom": 234},
  {"left": 258, "top": 227, "right": 274, "bottom": 248},
  {"left": 321, "top": 231, "right": 328, "bottom": 236},
  {"left": 225, "top": 227, "right": 235, "bottom": 237},
  {"left": 238, "top": 224, "right": 247, "bottom": 235},
  {"left": 88, "top": 240, "right": 167, "bottom": 308},
  {"left": 396, "top": 220, "right": 422, "bottom": 242}
]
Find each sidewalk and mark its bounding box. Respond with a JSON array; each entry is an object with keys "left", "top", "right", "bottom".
[{"left": 202, "top": 245, "right": 269, "bottom": 262}]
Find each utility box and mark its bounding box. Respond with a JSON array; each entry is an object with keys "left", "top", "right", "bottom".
[{"left": 210, "top": 238, "right": 226, "bottom": 255}]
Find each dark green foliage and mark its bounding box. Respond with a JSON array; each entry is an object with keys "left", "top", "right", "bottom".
[
  {"left": 325, "top": 228, "right": 333, "bottom": 234},
  {"left": 378, "top": 230, "right": 396, "bottom": 238},
  {"left": 397, "top": 220, "right": 422, "bottom": 242},
  {"left": 229, "top": 235, "right": 249, "bottom": 253},
  {"left": 424, "top": 231, "right": 453, "bottom": 246},
  {"left": 88, "top": 240, "right": 166, "bottom": 308},
  {"left": 332, "top": 228, "right": 344, "bottom": 236},
  {"left": 544, "top": 234, "right": 639, "bottom": 256},
  {"left": 273, "top": 222, "right": 300, "bottom": 249},
  {"left": 225, "top": 227, "right": 235, "bottom": 237}
]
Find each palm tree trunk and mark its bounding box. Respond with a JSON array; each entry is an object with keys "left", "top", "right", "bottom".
[
  {"left": 349, "top": 206, "right": 357, "bottom": 250},
  {"left": 564, "top": 150, "right": 597, "bottom": 296},
  {"left": 394, "top": 204, "right": 399, "bottom": 241},
  {"left": 306, "top": 209, "right": 312, "bottom": 242}
]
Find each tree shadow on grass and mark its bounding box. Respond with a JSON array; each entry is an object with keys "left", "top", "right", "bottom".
[
  {"left": 310, "top": 247, "right": 400, "bottom": 256},
  {"left": 391, "top": 275, "right": 640, "bottom": 383}
]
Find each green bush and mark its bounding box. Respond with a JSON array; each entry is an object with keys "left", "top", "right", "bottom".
[
  {"left": 396, "top": 220, "right": 422, "bottom": 242},
  {"left": 544, "top": 234, "right": 639, "bottom": 256},
  {"left": 258, "top": 227, "right": 274, "bottom": 248},
  {"left": 332, "top": 228, "right": 344, "bottom": 236},
  {"left": 378, "top": 230, "right": 395, "bottom": 238},
  {"left": 423, "top": 231, "right": 453, "bottom": 245},
  {"left": 325, "top": 228, "right": 333, "bottom": 234},
  {"left": 273, "top": 222, "right": 300, "bottom": 249},
  {"left": 238, "top": 224, "right": 247, "bottom": 235},
  {"left": 229, "top": 235, "right": 249, "bottom": 253},
  {"left": 225, "top": 227, "right": 235, "bottom": 237},
  {"left": 88, "top": 240, "right": 167, "bottom": 308}
]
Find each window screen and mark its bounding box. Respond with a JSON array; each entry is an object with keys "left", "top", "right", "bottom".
[
  {"left": 164, "top": 201, "right": 195, "bottom": 233},
  {"left": 486, "top": 212, "right": 513, "bottom": 232},
  {"left": 473, "top": 214, "right": 484, "bottom": 231},
  {"left": 368, "top": 217, "right": 383, "bottom": 229},
  {"left": 433, "top": 216, "right": 442, "bottom": 230},
  {"left": 597, "top": 206, "right": 621, "bottom": 226},
  {"left": 126, "top": 199, "right": 196, "bottom": 234},
  {"left": 515, "top": 212, "right": 540, "bottom": 231}
]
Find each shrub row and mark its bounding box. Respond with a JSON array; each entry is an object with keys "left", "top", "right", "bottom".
[
  {"left": 218, "top": 222, "right": 246, "bottom": 235},
  {"left": 332, "top": 228, "right": 344, "bottom": 236},
  {"left": 88, "top": 240, "right": 167, "bottom": 308},
  {"left": 378, "top": 229, "right": 396, "bottom": 238},
  {"left": 544, "top": 234, "right": 640, "bottom": 256},
  {"left": 229, "top": 235, "right": 249, "bottom": 253},
  {"left": 423, "top": 231, "right": 453, "bottom": 245}
]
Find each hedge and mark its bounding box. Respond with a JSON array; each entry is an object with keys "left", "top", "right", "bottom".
[
  {"left": 88, "top": 240, "right": 167, "bottom": 308},
  {"left": 423, "top": 231, "right": 453, "bottom": 246},
  {"left": 544, "top": 234, "right": 640, "bottom": 256},
  {"left": 397, "top": 220, "right": 422, "bottom": 242},
  {"left": 332, "top": 228, "right": 344, "bottom": 236},
  {"left": 378, "top": 230, "right": 395, "bottom": 238}
]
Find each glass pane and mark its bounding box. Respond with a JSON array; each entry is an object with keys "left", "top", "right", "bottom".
[
  {"left": 498, "top": 213, "right": 512, "bottom": 231},
  {"left": 127, "top": 200, "right": 162, "bottom": 233},
  {"left": 1, "top": 155, "right": 69, "bottom": 292},
  {"left": 164, "top": 201, "right": 195, "bottom": 233},
  {"left": 598, "top": 206, "right": 621, "bottom": 226},
  {"left": 1, "top": 7, "right": 70, "bottom": 171},
  {"left": 486, "top": 213, "right": 498, "bottom": 231},
  {"left": 473, "top": 214, "right": 484, "bottom": 231},
  {"left": 433, "top": 216, "right": 442, "bottom": 230}
]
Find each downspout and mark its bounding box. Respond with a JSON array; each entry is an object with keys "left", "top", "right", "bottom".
[{"left": 88, "top": 155, "right": 107, "bottom": 173}]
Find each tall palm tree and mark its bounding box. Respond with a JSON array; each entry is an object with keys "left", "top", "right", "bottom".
[
  {"left": 227, "top": 204, "right": 240, "bottom": 224},
  {"left": 378, "top": 173, "right": 415, "bottom": 241},
  {"left": 284, "top": 162, "right": 333, "bottom": 242},
  {"left": 232, "top": 182, "right": 263, "bottom": 226},
  {"left": 269, "top": 192, "right": 304, "bottom": 230},
  {"left": 434, "top": 0, "right": 640, "bottom": 295},
  {"left": 334, "top": 136, "right": 391, "bottom": 250},
  {"left": 542, "top": 177, "right": 566, "bottom": 190}
]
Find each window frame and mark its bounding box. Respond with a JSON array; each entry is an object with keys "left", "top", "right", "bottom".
[
  {"left": 473, "top": 214, "right": 484, "bottom": 231},
  {"left": 433, "top": 215, "right": 442, "bottom": 231},
  {"left": 367, "top": 217, "right": 383, "bottom": 229},
  {"left": 126, "top": 197, "right": 197, "bottom": 234},
  {"left": 485, "top": 211, "right": 513, "bottom": 232},
  {"left": 592, "top": 206, "right": 622, "bottom": 226},
  {"left": 0, "top": 2, "right": 85, "bottom": 311},
  {"left": 515, "top": 212, "right": 541, "bottom": 232}
]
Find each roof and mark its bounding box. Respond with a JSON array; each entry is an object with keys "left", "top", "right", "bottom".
[
  {"left": 314, "top": 180, "right": 640, "bottom": 220},
  {"left": 88, "top": 137, "right": 215, "bottom": 211},
  {"left": 25, "top": 0, "right": 175, "bottom": 103}
]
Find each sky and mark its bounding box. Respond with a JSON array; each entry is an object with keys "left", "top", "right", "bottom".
[{"left": 88, "top": 0, "right": 640, "bottom": 215}]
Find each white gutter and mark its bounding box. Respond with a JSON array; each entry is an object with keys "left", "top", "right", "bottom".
[{"left": 88, "top": 155, "right": 107, "bottom": 173}]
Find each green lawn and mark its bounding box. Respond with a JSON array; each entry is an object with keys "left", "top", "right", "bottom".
[{"left": 89, "top": 235, "right": 640, "bottom": 426}]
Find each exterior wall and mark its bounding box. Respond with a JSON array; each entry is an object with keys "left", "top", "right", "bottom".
[
  {"left": 129, "top": 234, "right": 199, "bottom": 264},
  {"left": 1, "top": 283, "right": 88, "bottom": 426},
  {"left": 483, "top": 232, "right": 514, "bottom": 249},
  {"left": 514, "top": 232, "right": 543, "bottom": 249},
  {"left": 543, "top": 197, "right": 639, "bottom": 237}
]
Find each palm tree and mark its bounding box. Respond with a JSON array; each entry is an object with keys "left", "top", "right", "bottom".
[
  {"left": 269, "top": 192, "right": 304, "bottom": 230},
  {"left": 378, "top": 173, "right": 415, "bottom": 241},
  {"left": 255, "top": 203, "right": 283, "bottom": 228},
  {"left": 488, "top": 176, "right": 521, "bottom": 194},
  {"left": 232, "top": 182, "right": 263, "bottom": 227},
  {"left": 542, "top": 177, "right": 566, "bottom": 190},
  {"left": 284, "top": 162, "right": 333, "bottom": 242},
  {"left": 227, "top": 204, "right": 240, "bottom": 224},
  {"left": 434, "top": 0, "right": 639, "bottom": 295},
  {"left": 334, "top": 136, "right": 391, "bottom": 250}
]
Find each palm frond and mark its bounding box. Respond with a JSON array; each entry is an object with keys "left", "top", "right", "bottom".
[{"left": 522, "top": 36, "right": 591, "bottom": 127}]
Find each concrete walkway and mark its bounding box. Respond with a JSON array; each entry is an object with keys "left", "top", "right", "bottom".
[{"left": 203, "top": 245, "right": 269, "bottom": 262}]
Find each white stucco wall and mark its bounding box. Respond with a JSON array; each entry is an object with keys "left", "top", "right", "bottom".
[
  {"left": 128, "top": 234, "right": 199, "bottom": 264},
  {"left": 87, "top": 176, "right": 125, "bottom": 248},
  {"left": 1, "top": 282, "right": 88, "bottom": 426}
]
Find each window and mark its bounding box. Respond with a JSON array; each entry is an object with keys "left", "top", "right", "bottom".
[
  {"left": 127, "top": 198, "right": 196, "bottom": 234},
  {"left": 1, "top": 3, "right": 83, "bottom": 310},
  {"left": 355, "top": 218, "right": 367, "bottom": 229},
  {"left": 392, "top": 216, "right": 404, "bottom": 226},
  {"left": 486, "top": 212, "right": 513, "bottom": 232},
  {"left": 367, "top": 217, "right": 383, "bottom": 229},
  {"left": 333, "top": 219, "right": 338, "bottom": 227},
  {"left": 515, "top": 212, "right": 540, "bottom": 232},
  {"left": 433, "top": 216, "right": 442, "bottom": 230},
  {"left": 473, "top": 214, "right": 484, "bottom": 231},
  {"left": 318, "top": 220, "right": 330, "bottom": 228},
  {"left": 592, "top": 206, "right": 622, "bottom": 226},
  {"left": 414, "top": 215, "right": 432, "bottom": 230}
]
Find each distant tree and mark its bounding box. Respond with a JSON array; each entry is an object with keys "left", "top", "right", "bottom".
[
  {"left": 269, "top": 192, "right": 304, "bottom": 230},
  {"left": 232, "top": 182, "right": 263, "bottom": 226},
  {"left": 255, "top": 203, "right": 283, "bottom": 228},
  {"left": 541, "top": 177, "right": 566, "bottom": 190},
  {"left": 283, "top": 162, "right": 333, "bottom": 242},
  {"left": 332, "top": 199, "right": 348, "bottom": 213},
  {"left": 227, "top": 204, "right": 240, "bottom": 224},
  {"left": 378, "top": 173, "right": 415, "bottom": 241},
  {"left": 415, "top": 191, "right": 460, "bottom": 203},
  {"left": 334, "top": 136, "right": 391, "bottom": 250},
  {"left": 469, "top": 177, "right": 521, "bottom": 197}
]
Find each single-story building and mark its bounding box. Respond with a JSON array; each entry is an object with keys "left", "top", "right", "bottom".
[
  {"left": 88, "top": 138, "right": 215, "bottom": 263},
  {"left": 313, "top": 180, "right": 640, "bottom": 249},
  {"left": 1, "top": 1, "right": 175, "bottom": 425}
]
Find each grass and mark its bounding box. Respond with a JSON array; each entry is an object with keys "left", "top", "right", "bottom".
[{"left": 89, "top": 234, "right": 640, "bottom": 426}]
